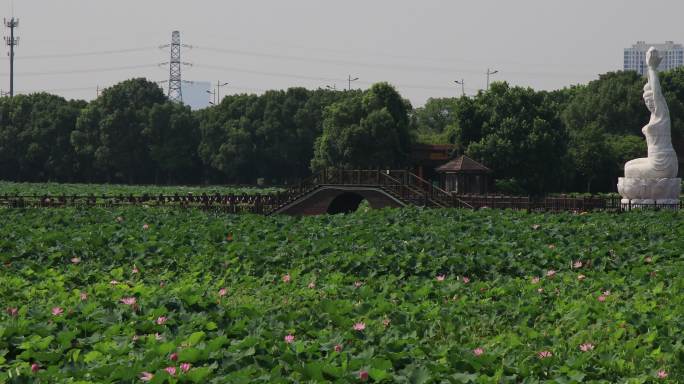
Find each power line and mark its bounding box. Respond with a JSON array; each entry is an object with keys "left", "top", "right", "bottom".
[
  {"left": 196, "top": 62, "right": 477, "bottom": 92},
  {"left": 0, "top": 63, "right": 159, "bottom": 77},
  {"left": 194, "top": 45, "right": 597, "bottom": 78},
  {"left": 2, "top": 46, "right": 157, "bottom": 61}
]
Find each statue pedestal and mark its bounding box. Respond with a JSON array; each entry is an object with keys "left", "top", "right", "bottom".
[{"left": 617, "top": 177, "right": 681, "bottom": 210}]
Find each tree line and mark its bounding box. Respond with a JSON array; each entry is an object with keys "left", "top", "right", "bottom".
[{"left": 1, "top": 69, "right": 683, "bottom": 194}]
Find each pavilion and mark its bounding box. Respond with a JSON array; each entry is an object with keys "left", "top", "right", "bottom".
[{"left": 435, "top": 155, "right": 492, "bottom": 195}]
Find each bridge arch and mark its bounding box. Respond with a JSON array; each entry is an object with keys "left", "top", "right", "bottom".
[
  {"left": 326, "top": 192, "right": 367, "bottom": 214},
  {"left": 274, "top": 186, "right": 405, "bottom": 215}
]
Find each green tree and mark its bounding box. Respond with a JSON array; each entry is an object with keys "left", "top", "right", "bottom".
[
  {"left": 567, "top": 123, "right": 613, "bottom": 192},
  {"left": 0, "top": 93, "right": 85, "bottom": 182},
  {"left": 71, "top": 78, "right": 167, "bottom": 183},
  {"left": 311, "top": 83, "right": 413, "bottom": 170},
  {"left": 462, "top": 82, "right": 568, "bottom": 194},
  {"left": 144, "top": 102, "right": 201, "bottom": 184}
]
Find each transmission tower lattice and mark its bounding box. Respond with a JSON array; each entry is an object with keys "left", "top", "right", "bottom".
[{"left": 168, "top": 31, "right": 183, "bottom": 102}]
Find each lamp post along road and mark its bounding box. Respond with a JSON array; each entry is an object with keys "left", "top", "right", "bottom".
[
  {"left": 486, "top": 68, "right": 498, "bottom": 90},
  {"left": 454, "top": 79, "right": 465, "bottom": 97},
  {"left": 207, "top": 81, "right": 229, "bottom": 105},
  {"left": 215, "top": 81, "right": 229, "bottom": 104},
  {"left": 347, "top": 75, "right": 359, "bottom": 91}
]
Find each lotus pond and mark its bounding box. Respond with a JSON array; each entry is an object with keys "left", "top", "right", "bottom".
[
  {"left": 0, "top": 207, "right": 682, "bottom": 383},
  {"left": 0, "top": 181, "right": 279, "bottom": 196}
]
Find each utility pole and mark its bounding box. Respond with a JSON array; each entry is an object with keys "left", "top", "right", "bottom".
[
  {"left": 486, "top": 68, "right": 498, "bottom": 91},
  {"left": 4, "top": 17, "right": 19, "bottom": 98},
  {"left": 347, "top": 75, "right": 359, "bottom": 91},
  {"left": 454, "top": 79, "right": 465, "bottom": 97}
]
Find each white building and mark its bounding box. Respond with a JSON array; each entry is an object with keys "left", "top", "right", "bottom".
[{"left": 624, "top": 41, "right": 684, "bottom": 76}]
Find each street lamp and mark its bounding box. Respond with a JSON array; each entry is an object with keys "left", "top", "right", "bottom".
[
  {"left": 454, "top": 79, "right": 465, "bottom": 97},
  {"left": 215, "top": 81, "right": 229, "bottom": 103},
  {"left": 207, "top": 81, "right": 229, "bottom": 105},
  {"left": 347, "top": 75, "right": 359, "bottom": 91},
  {"left": 486, "top": 68, "right": 498, "bottom": 90}
]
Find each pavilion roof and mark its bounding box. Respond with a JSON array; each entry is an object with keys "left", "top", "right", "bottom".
[{"left": 435, "top": 155, "right": 491, "bottom": 173}]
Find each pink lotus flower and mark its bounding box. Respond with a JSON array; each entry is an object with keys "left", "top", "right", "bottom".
[
  {"left": 51, "top": 307, "right": 64, "bottom": 316},
  {"left": 354, "top": 281, "right": 363, "bottom": 288},
  {"left": 573, "top": 260, "right": 583, "bottom": 269},
  {"left": 142, "top": 224, "right": 149, "bottom": 230},
  {"left": 462, "top": 276, "right": 470, "bottom": 284},
  {"left": 80, "top": 292, "right": 88, "bottom": 301},
  {"left": 308, "top": 281, "right": 316, "bottom": 289},
  {"left": 537, "top": 350, "right": 552, "bottom": 359},
  {"left": 546, "top": 270, "right": 556, "bottom": 278},
  {"left": 165, "top": 366, "right": 176, "bottom": 376},
  {"left": 219, "top": 288, "right": 228, "bottom": 297},
  {"left": 531, "top": 276, "right": 540, "bottom": 284},
  {"left": 598, "top": 295, "right": 607, "bottom": 302},
  {"left": 358, "top": 370, "right": 369, "bottom": 381},
  {"left": 284, "top": 334, "right": 295, "bottom": 343},
  {"left": 282, "top": 274, "right": 291, "bottom": 283},
  {"left": 170, "top": 352, "right": 178, "bottom": 361},
  {"left": 156, "top": 316, "right": 167, "bottom": 325},
  {"left": 657, "top": 370, "right": 668, "bottom": 379},
  {"left": 132, "top": 266, "right": 139, "bottom": 274},
  {"left": 180, "top": 363, "right": 191, "bottom": 373},
  {"left": 70, "top": 257, "right": 81, "bottom": 264},
  {"left": 6, "top": 307, "right": 18, "bottom": 317},
  {"left": 334, "top": 344, "right": 343, "bottom": 352},
  {"left": 383, "top": 318, "right": 391, "bottom": 327},
  {"left": 473, "top": 347, "right": 484, "bottom": 356},
  {"left": 120, "top": 297, "right": 136, "bottom": 305},
  {"left": 436, "top": 275, "right": 446, "bottom": 282},
  {"left": 353, "top": 322, "right": 366, "bottom": 331},
  {"left": 577, "top": 274, "right": 586, "bottom": 281},
  {"left": 579, "top": 343, "right": 594, "bottom": 352},
  {"left": 140, "top": 372, "right": 154, "bottom": 381},
  {"left": 31, "top": 363, "right": 40, "bottom": 373}
]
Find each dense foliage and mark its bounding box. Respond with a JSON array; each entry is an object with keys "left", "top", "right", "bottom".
[
  {"left": 311, "top": 83, "right": 413, "bottom": 171},
  {"left": 1, "top": 207, "right": 683, "bottom": 382},
  {"left": 2, "top": 69, "right": 684, "bottom": 193}
]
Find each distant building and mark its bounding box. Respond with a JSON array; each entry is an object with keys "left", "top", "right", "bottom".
[
  {"left": 624, "top": 41, "right": 684, "bottom": 76},
  {"left": 181, "top": 81, "right": 211, "bottom": 110}
]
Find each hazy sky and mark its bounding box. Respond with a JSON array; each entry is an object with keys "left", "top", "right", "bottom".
[{"left": 4, "top": 0, "right": 684, "bottom": 106}]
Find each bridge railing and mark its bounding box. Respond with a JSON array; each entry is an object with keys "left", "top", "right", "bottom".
[{"left": 316, "top": 169, "right": 472, "bottom": 209}]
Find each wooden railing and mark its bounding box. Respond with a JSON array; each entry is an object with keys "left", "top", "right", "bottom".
[{"left": 3, "top": 171, "right": 681, "bottom": 213}]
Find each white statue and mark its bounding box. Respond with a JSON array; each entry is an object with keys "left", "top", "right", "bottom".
[{"left": 618, "top": 47, "right": 681, "bottom": 206}]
